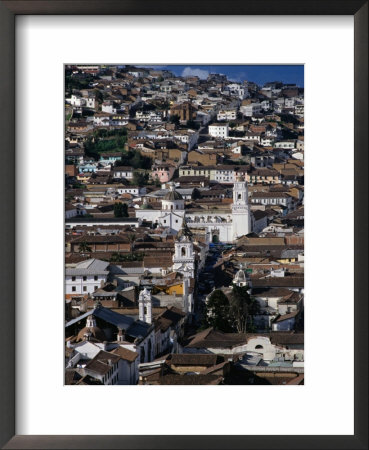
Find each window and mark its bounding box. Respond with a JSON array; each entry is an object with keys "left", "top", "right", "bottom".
[
  {"left": 94, "top": 286, "right": 98, "bottom": 290},
  {"left": 83, "top": 276, "right": 87, "bottom": 281},
  {"left": 181, "top": 247, "right": 186, "bottom": 256},
  {"left": 255, "top": 345, "right": 264, "bottom": 350},
  {"left": 83, "top": 286, "right": 87, "bottom": 292},
  {"left": 72, "top": 286, "right": 76, "bottom": 292},
  {"left": 94, "top": 275, "right": 98, "bottom": 281},
  {"left": 71, "top": 276, "right": 76, "bottom": 281}
]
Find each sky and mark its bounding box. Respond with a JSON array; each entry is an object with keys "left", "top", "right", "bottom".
[{"left": 137, "top": 65, "right": 304, "bottom": 87}]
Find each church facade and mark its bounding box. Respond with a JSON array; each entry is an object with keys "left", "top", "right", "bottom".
[{"left": 135, "top": 176, "right": 252, "bottom": 243}]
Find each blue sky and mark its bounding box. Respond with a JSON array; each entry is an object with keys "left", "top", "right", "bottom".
[{"left": 137, "top": 65, "right": 304, "bottom": 87}]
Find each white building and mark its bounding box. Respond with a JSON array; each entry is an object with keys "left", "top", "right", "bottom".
[
  {"left": 173, "top": 129, "right": 199, "bottom": 150},
  {"left": 217, "top": 109, "right": 237, "bottom": 121},
  {"left": 231, "top": 175, "right": 252, "bottom": 240},
  {"left": 274, "top": 140, "right": 296, "bottom": 150},
  {"left": 139, "top": 288, "right": 152, "bottom": 324},
  {"left": 135, "top": 184, "right": 185, "bottom": 233},
  {"left": 227, "top": 83, "right": 249, "bottom": 100},
  {"left": 172, "top": 222, "right": 196, "bottom": 280},
  {"left": 65, "top": 259, "right": 110, "bottom": 296},
  {"left": 113, "top": 166, "right": 134, "bottom": 180},
  {"left": 241, "top": 103, "right": 262, "bottom": 117},
  {"left": 185, "top": 175, "right": 252, "bottom": 242},
  {"left": 136, "top": 178, "right": 253, "bottom": 243},
  {"left": 68, "top": 94, "right": 86, "bottom": 107},
  {"left": 208, "top": 123, "right": 229, "bottom": 138}
]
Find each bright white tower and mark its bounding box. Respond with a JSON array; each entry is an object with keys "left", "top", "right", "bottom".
[
  {"left": 138, "top": 288, "right": 152, "bottom": 324},
  {"left": 231, "top": 174, "right": 251, "bottom": 240},
  {"left": 173, "top": 220, "right": 195, "bottom": 279}
]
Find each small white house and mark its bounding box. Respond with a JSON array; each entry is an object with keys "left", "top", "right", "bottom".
[
  {"left": 65, "top": 259, "right": 110, "bottom": 296},
  {"left": 208, "top": 123, "right": 229, "bottom": 138}
]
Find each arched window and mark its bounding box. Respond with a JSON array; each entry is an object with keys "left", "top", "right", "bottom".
[
  {"left": 238, "top": 193, "right": 241, "bottom": 200},
  {"left": 171, "top": 205, "right": 173, "bottom": 210},
  {"left": 181, "top": 247, "right": 186, "bottom": 256},
  {"left": 255, "top": 345, "right": 264, "bottom": 350}
]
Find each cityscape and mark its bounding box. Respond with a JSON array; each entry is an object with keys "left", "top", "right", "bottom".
[{"left": 65, "top": 64, "right": 304, "bottom": 385}]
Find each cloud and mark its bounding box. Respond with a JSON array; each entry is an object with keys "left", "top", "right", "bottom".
[
  {"left": 228, "top": 72, "right": 248, "bottom": 83},
  {"left": 181, "top": 67, "right": 209, "bottom": 80}
]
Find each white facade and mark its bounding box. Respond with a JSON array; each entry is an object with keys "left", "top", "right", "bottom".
[
  {"left": 241, "top": 103, "right": 262, "bottom": 117},
  {"left": 174, "top": 130, "right": 199, "bottom": 150},
  {"left": 102, "top": 103, "right": 116, "bottom": 114},
  {"left": 135, "top": 185, "right": 186, "bottom": 233},
  {"left": 139, "top": 288, "right": 152, "bottom": 324},
  {"left": 231, "top": 176, "right": 251, "bottom": 240},
  {"left": 208, "top": 123, "right": 229, "bottom": 138},
  {"left": 217, "top": 110, "right": 237, "bottom": 121},
  {"left": 65, "top": 273, "right": 107, "bottom": 295},
  {"left": 274, "top": 141, "right": 296, "bottom": 150},
  {"left": 227, "top": 83, "right": 249, "bottom": 100},
  {"left": 173, "top": 240, "right": 195, "bottom": 279},
  {"left": 65, "top": 259, "right": 110, "bottom": 295},
  {"left": 113, "top": 168, "right": 134, "bottom": 179},
  {"left": 68, "top": 94, "right": 86, "bottom": 107}
]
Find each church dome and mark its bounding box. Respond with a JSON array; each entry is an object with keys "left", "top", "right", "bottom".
[
  {"left": 76, "top": 326, "right": 106, "bottom": 342},
  {"left": 76, "top": 314, "right": 106, "bottom": 342},
  {"left": 163, "top": 189, "right": 183, "bottom": 201}
]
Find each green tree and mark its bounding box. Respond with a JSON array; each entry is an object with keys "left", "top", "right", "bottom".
[
  {"left": 78, "top": 242, "right": 92, "bottom": 254},
  {"left": 169, "top": 114, "right": 180, "bottom": 125},
  {"left": 186, "top": 119, "right": 199, "bottom": 130},
  {"left": 114, "top": 202, "right": 128, "bottom": 218},
  {"left": 133, "top": 171, "right": 149, "bottom": 186},
  {"left": 94, "top": 89, "right": 104, "bottom": 104},
  {"left": 204, "top": 289, "right": 233, "bottom": 332},
  {"left": 229, "top": 285, "right": 259, "bottom": 333}
]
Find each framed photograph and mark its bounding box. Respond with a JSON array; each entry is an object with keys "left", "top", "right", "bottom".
[{"left": 0, "top": 1, "right": 367, "bottom": 449}]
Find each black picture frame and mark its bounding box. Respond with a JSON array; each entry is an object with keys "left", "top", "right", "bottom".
[{"left": 0, "top": 1, "right": 367, "bottom": 449}]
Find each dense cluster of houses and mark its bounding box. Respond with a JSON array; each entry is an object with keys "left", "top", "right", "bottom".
[{"left": 65, "top": 65, "right": 304, "bottom": 385}]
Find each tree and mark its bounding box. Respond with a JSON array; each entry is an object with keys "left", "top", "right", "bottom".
[
  {"left": 229, "top": 285, "right": 259, "bottom": 333},
  {"left": 78, "top": 242, "right": 92, "bottom": 254},
  {"left": 153, "top": 175, "right": 161, "bottom": 187},
  {"left": 127, "top": 233, "right": 137, "bottom": 254},
  {"left": 94, "top": 89, "right": 104, "bottom": 104},
  {"left": 133, "top": 171, "right": 149, "bottom": 186},
  {"left": 186, "top": 119, "right": 200, "bottom": 130},
  {"left": 204, "top": 289, "right": 233, "bottom": 332},
  {"left": 114, "top": 202, "right": 128, "bottom": 218},
  {"left": 169, "top": 114, "right": 180, "bottom": 125}
]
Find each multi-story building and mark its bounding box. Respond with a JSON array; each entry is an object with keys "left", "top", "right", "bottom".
[{"left": 208, "top": 123, "right": 229, "bottom": 138}]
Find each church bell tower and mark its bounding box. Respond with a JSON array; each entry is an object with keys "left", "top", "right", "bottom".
[
  {"left": 173, "top": 219, "right": 195, "bottom": 279},
  {"left": 232, "top": 174, "right": 251, "bottom": 240}
]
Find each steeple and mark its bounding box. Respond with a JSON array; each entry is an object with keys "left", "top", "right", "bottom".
[
  {"left": 233, "top": 263, "right": 248, "bottom": 287},
  {"left": 138, "top": 288, "right": 152, "bottom": 324},
  {"left": 173, "top": 217, "right": 195, "bottom": 278},
  {"left": 177, "top": 219, "right": 193, "bottom": 242},
  {"left": 232, "top": 173, "right": 251, "bottom": 240}
]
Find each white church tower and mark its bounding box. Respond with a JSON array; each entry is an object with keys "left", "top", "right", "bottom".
[
  {"left": 231, "top": 174, "right": 251, "bottom": 240},
  {"left": 138, "top": 288, "right": 152, "bottom": 324},
  {"left": 173, "top": 220, "right": 195, "bottom": 279}
]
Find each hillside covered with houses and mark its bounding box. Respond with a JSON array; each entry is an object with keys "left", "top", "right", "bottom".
[{"left": 64, "top": 64, "right": 304, "bottom": 386}]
